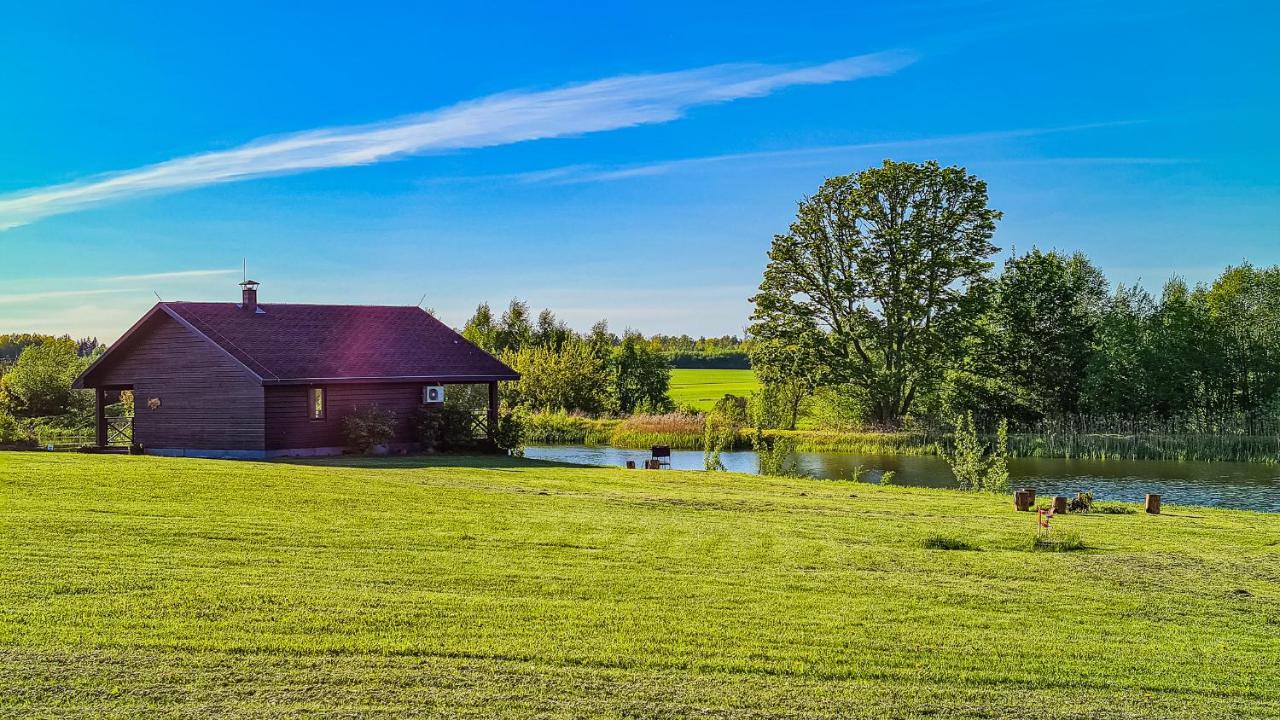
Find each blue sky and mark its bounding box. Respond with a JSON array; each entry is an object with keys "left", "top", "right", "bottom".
[{"left": 2, "top": 1, "right": 1277, "bottom": 341}]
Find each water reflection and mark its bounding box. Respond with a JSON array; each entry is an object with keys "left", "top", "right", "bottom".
[{"left": 522, "top": 445, "right": 1280, "bottom": 512}]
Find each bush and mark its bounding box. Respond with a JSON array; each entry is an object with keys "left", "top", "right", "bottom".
[
  {"left": 922, "top": 534, "right": 978, "bottom": 551},
  {"left": 493, "top": 410, "right": 526, "bottom": 456},
  {"left": 1068, "top": 492, "right": 1095, "bottom": 512},
  {"left": 523, "top": 411, "right": 591, "bottom": 444},
  {"left": 415, "top": 406, "right": 478, "bottom": 452},
  {"left": 0, "top": 409, "right": 36, "bottom": 449},
  {"left": 342, "top": 406, "right": 398, "bottom": 453},
  {"left": 945, "top": 413, "right": 1010, "bottom": 493}
]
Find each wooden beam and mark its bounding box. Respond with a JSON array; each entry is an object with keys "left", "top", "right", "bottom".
[
  {"left": 487, "top": 381, "right": 499, "bottom": 439},
  {"left": 95, "top": 388, "right": 107, "bottom": 447}
]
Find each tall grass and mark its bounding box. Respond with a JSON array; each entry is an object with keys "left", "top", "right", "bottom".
[
  {"left": 609, "top": 413, "right": 708, "bottom": 450},
  {"left": 524, "top": 409, "right": 1280, "bottom": 464},
  {"left": 522, "top": 412, "right": 617, "bottom": 445}
]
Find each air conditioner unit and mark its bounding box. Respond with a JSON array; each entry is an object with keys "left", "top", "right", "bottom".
[{"left": 423, "top": 385, "right": 445, "bottom": 404}]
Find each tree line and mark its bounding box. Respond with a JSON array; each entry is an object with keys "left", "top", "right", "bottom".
[
  {"left": 460, "top": 300, "right": 674, "bottom": 415},
  {"left": 750, "top": 159, "right": 1280, "bottom": 436}
]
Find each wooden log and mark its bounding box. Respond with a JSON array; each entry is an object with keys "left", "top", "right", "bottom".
[
  {"left": 1013, "top": 490, "right": 1033, "bottom": 512},
  {"left": 625, "top": 460, "right": 636, "bottom": 469},
  {"left": 1145, "top": 494, "right": 1161, "bottom": 514},
  {"left": 1052, "top": 496, "right": 1068, "bottom": 514}
]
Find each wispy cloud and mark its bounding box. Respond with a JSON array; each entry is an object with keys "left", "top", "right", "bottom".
[
  {"left": 492, "top": 121, "right": 1154, "bottom": 185},
  {"left": 0, "top": 51, "right": 916, "bottom": 231},
  {"left": 0, "top": 288, "right": 136, "bottom": 305},
  {"left": 103, "top": 268, "right": 240, "bottom": 282}
]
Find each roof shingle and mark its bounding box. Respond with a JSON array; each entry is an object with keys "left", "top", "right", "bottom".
[{"left": 163, "top": 302, "right": 516, "bottom": 383}]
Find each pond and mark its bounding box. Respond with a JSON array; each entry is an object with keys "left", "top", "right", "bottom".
[{"left": 522, "top": 445, "right": 1280, "bottom": 513}]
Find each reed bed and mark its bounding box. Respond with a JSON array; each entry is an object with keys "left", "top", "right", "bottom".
[
  {"left": 522, "top": 411, "right": 1280, "bottom": 463},
  {"left": 608, "top": 413, "right": 708, "bottom": 450}
]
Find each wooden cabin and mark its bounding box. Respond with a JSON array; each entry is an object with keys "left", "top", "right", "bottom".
[{"left": 73, "top": 281, "right": 517, "bottom": 458}]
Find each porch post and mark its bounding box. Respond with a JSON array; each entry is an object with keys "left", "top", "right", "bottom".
[
  {"left": 95, "top": 388, "right": 107, "bottom": 447},
  {"left": 487, "top": 381, "right": 499, "bottom": 439}
]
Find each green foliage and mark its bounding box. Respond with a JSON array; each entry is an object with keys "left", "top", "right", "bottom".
[
  {"left": 750, "top": 160, "right": 1001, "bottom": 427},
  {"left": 0, "top": 408, "right": 36, "bottom": 447},
  {"left": 946, "top": 248, "right": 1107, "bottom": 425},
  {"left": 493, "top": 411, "right": 526, "bottom": 456},
  {"left": 0, "top": 338, "right": 89, "bottom": 418},
  {"left": 519, "top": 409, "right": 604, "bottom": 443},
  {"left": 1068, "top": 492, "right": 1095, "bottom": 513},
  {"left": 703, "top": 395, "right": 747, "bottom": 471},
  {"left": 662, "top": 350, "right": 751, "bottom": 369},
  {"left": 500, "top": 340, "right": 611, "bottom": 414},
  {"left": 879, "top": 470, "right": 897, "bottom": 485},
  {"left": 750, "top": 385, "right": 799, "bottom": 476},
  {"left": 414, "top": 406, "right": 477, "bottom": 451},
  {"left": 945, "top": 413, "right": 1010, "bottom": 492},
  {"left": 612, "top": 332, "right": 672, "bottom": 415},
  {"left": 341, "top": 405, "right": 398, "bottom": 453},
  {"left": 1095, "top": 502, "right": 1138, "bottom": 515}
]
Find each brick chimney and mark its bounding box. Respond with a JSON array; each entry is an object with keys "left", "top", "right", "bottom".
[{"left": 239, "top": 280, "right": 260, "bottom": 311}]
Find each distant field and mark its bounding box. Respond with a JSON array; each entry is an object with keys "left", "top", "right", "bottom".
[
  {"left": 1, "top": 452, "right": 1278, "bottom": 717},
  {"left": 667, "top": 368, "right": 758, "bottom": 410}
]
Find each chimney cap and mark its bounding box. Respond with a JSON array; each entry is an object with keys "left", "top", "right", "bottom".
[{"left": 240, "top": 279, "right": 260, "bottom": 288}]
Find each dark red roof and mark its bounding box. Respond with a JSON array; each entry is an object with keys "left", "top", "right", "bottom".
[{"left": 156, "top": 302, "right": 516, "bottom": 384}]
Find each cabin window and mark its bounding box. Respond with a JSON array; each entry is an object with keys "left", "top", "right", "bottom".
[{"left": 309, "top": 387, "right": 326, "bottom": 420}]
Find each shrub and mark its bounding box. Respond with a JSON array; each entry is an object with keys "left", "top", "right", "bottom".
[
  {"left": 342, "top": 406, "right": 398, "bottom": 453},
  {"left": 703, "top": 396, "right": 746, "bottom": 471},
  {"left": 1068, "top": 492, "right": 1095, "bottom": 512},
  {"left": 945, "top": 413, "right": 1010, "bottom": 493},
  {"left": 415, "top": 406, "right": 479, "bottom": 452},
  {"left": 879, "top": 470, "right": 898, "bottom": 485},
  {"left": 493, "top": 411, "right": 526, "bottom": 456},
  {"left": 922, "top": 534, "right": 978, "bottom": 551},
  {"left": 751, "top": 385, "right": 800, "bottom": 477},
  {"left": 0, "top": 409, "right": 36, "bottom": 448},
  {"left": 523, "top": 411, "right": 596, "bottom": 444},
  {"left": 1031, "top": 529, "right": 1086, "bottom": 552}
]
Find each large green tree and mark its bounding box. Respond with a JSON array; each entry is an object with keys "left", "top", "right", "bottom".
[
  {"left": 0, "top": 338, "right": 88, "bottom": 418},
  {"left": 750, "top": 160, "right": 1001, "bottom": 427},
  {"left": 949, "top": 249, "right": 1107, "bottom": 425},
  {"left": 612, "top": 332, "right": 672, "bottom": 414}
]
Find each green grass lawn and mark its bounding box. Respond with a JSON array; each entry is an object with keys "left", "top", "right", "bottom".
[
  {"left": 667, "top": 368, "right": 759, "bottom": 411},
  {"left": 2, "top": 452, "right": 1278, "bottom": 718}
]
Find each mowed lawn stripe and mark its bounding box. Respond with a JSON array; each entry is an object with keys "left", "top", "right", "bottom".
[{"left": 1, "top": 452, "right": 1278, "bottom": 718}]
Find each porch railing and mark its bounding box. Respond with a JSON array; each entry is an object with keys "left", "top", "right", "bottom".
[{"left": 105, "top": 415, "right": 133, "bottom": 446}]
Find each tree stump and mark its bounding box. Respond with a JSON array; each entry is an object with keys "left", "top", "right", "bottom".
[
  {"left": 645, "top": 459, "right": 660, "bottom": 470},
  {"left": 1014, "top": 489, "right": 1035, "bottom": 512},
  {"left": 625, "top": 460, "right": 636, "bottom": 469},
  {"left": 1052, "top": 496, "right": 1068, "bottom": 514},
  {"left": 1145, "top": 494, "right": 1161, "bottom": 514}
]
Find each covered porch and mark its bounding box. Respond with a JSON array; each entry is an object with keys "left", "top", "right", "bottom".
[{"left": 88, "top": 385, "right": 136, "bottom": 453}]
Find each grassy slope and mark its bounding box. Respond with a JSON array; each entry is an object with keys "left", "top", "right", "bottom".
[
  {"left": 667, "top": 368, "right": 758, "bottom": 411},
  {"left": 1, "top": 453, "right": 1278, "bottom": 719}
]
